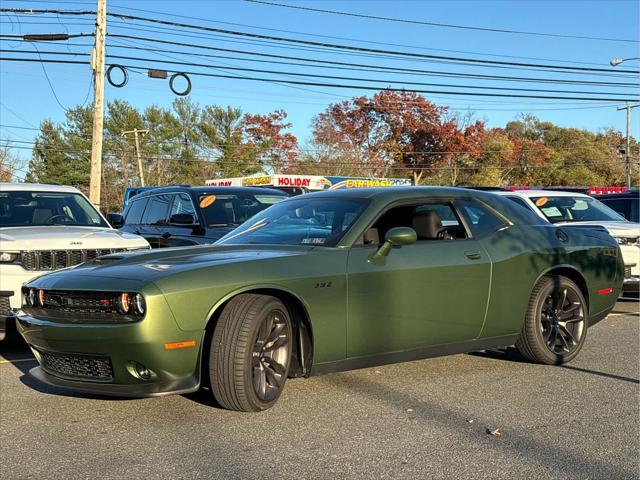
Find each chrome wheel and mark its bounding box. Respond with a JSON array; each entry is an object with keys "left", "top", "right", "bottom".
[
  {"left": 540, "top": 285, "right": 585, "bottom": 356},
  {"left": 252, "top": 309, "right": 290, "bottom": 402}
]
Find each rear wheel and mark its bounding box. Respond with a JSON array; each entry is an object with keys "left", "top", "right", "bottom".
[
  {"left": 516, "top": 275, "right": 588, "bottom": 365},
  {"left": 209, "top": 294, "right": 292, "bottom": 411}
]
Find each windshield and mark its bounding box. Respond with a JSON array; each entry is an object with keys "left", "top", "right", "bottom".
[
  {"left": 217, "top": 197, "right": 369, "bottom": 246},
  {"left": 0, "top": 191, "right": 108, "bottom": 228},
  {"left": 198, "top": 193, "right": 286, "bottom": 227},
  {"left": 531, "top": 196, "right": 627, "bottom": 224}
]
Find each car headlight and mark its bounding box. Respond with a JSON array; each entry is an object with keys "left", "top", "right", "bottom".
[
  {"left": 117, "top": 292, "right": 146, "bottom": 316},
  {"left": 0, "top": 252, "right": 19, "bottom": 263}
]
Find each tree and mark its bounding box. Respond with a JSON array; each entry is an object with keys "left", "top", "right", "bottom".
[
  {"left": 243, "top": 109, "right": 298, "bottom": 173},
  {"left": 0, "top": 142, "right": 26, "bottom": 182}
]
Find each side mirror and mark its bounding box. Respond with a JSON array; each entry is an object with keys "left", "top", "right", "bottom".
[
  {"left": 107, "top": 212, "right": 124, "bottom": 228},
  {"left": 169, "top": 213, "right": 196, "bottom": 226},
  {"left": 369, "top": 226, "right": 417, "bottom": 263}
]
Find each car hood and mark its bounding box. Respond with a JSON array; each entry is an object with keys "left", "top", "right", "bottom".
[
  {"left": 28, "top": 244, "right": 314, "bottom": 287},
  {"left": 0, "top": 226, "right": 150, "bottom": 250},
  {"left": 557, "top": 221, "right": 640, "bottom": 237}
]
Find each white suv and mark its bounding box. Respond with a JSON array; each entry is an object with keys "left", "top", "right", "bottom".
[
  {"left": 0, "top": 183, "right": 150, "bottom": 340},
  {"left": 495, "top": 189, "right": 640, "bottom": 296}
]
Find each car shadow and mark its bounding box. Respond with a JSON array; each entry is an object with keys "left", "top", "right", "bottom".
[{"left": 467, "top": 346, "right": 530, "bottom": 364}]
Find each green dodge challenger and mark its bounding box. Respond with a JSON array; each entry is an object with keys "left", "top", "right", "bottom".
[{"left": 17, "top": 187, "right": 623, "bottom": 411}]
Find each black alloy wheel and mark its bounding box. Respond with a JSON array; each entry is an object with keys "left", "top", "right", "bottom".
[
  {"left": 540, "top": 286, "right": 585, "bottom": 356},
  {"left": 516, "top": 275, "right": 588, "bottom": 365},
  {"left": 252, "top": 309, "right": 290, "bottom": 402},
  {"left": 210, "top": 294, "right": 293, "bottom": 411}
]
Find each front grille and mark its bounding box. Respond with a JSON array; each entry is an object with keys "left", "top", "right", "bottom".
[
  {"left": 37, "top": 349, "right": 113, "bottom": 381},
  {"left": 20, "top": 249, "right": 128, "bottom": 271},
  {"left": 0, "top": 295, "right": 11, "bottom": 314},
  {"left": 40, "top": 290, "right": 120, "bottom": 314}
]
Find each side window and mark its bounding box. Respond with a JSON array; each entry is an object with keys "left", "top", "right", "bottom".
[
  {"left": 361, "top": 201, "right": 468, "bottom": 245},
  {"left": 169, "top": 193, "right": 197, "bottom": 219},
  {"left": 124, "top": 198, "right": 147, "bottom": 225},
  {"left": 141, "top": 195, "right": 171, "bottom": 226},
  {"left": 457, "top": 199, "right": 506, "bottom": 237},
  {"left": 505, "top": 196, "right": 533, "bottom": 212}
]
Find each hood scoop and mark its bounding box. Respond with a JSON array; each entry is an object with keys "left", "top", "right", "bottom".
[{"left": 93, "top": 255, "right": 126, "bottom": 265}]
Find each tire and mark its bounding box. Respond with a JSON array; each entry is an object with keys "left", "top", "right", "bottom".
[
  {"left": 209, "top": 294, "right": 293, "bottom": 412},
  {"left": 516, "top": 275, "right": 588, "bottom": 365}
]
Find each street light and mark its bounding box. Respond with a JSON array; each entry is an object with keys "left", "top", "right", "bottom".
[{"left": 610, "top": 57, "right": 640, "bottom": 66}]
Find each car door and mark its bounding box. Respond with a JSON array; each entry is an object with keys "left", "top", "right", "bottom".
[
  {"left": 346, "top": 199, "right": 492, "bottom": 358},
  {"left": 158, "top": 193, "right": 202, "bottom": 248},
  {"left": 138, "top": 194, "right": 172, "bottom": 248}
]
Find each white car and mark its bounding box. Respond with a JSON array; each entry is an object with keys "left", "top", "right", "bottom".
[
  {"left": 0, "top": 183, "right": 150, "bottom": 341},
  {"left": 494, "top": 189, "right": 640, "bottom": 296}
]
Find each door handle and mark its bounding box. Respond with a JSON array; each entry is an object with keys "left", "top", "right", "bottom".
[
  {"left": 464, "top": 251, "right": 482, "bottom": 260},
  {"left": 161, "top": 232, "right": 171, "bottom": 240}
]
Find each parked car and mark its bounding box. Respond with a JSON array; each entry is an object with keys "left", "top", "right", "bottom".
[
  {"left": 594, "top": 190, "right": 639, "bottom": 223},
  {"left": 111, "top": 185, "right": 288, "bottom": 248},
  {"left": 18, "top": 187, "right": 622, "bottom": 411},
  {"left": 494, "top": 189, "right": 639, "bottom": 295},
  {"left": 0, "top": 183, "right": 149, "bottom": 342}
]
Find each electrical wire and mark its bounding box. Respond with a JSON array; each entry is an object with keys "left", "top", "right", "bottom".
[
  {"left": 4, "top": 9, "right": 631, "bottom": 73},
  {"left": 7, "top": 49, "right": 631, "bottom": 97},
  {"left": 3, "top": 56, "right": 639, "bottom": 102},
  {"left": 244, "top": 0, "right": 640, "bottom": 44}
]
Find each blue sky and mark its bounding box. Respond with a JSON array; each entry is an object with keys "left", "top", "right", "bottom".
[{"left": 1, "top": 0, "right": 639, "bottom": 159}]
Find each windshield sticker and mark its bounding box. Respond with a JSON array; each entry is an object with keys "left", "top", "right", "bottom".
[
  {"left": 199, "top": 195, "right": 217, "bottom": 208},
  {"left": 302, "top": 238, "right": 326, "bottom": 245},
  {"left": 535, "top": 197, "right": 548, "bottom": 207}
]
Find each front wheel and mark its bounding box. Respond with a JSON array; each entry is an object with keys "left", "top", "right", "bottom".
[
  {"left": 209, "top": 294, "right": 293, "bottom": 412},
  {"left": 516, "top": 275, "right": 588, "bottom": 365}
]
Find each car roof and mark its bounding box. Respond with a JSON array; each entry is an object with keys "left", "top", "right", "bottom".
[
  {"left": 132, "top": 185, "right": 288, "bottom": 198},
  {"left": 493, "top": 189, "right": 591, "bottom": 199},
  {"left": 0, "top": 182, "right": 82, "bottom": 193},
  {"left": 595, "top": 191, "right": 639, "bottom": 199}
]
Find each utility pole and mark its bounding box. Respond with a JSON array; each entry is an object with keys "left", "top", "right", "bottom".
[
  {"left": 617, "top": 103, "right": 640, "bottom": 190},
  {"left": 122, "top": 128, "right": 149, "bottom": 187},
  {"left": 89, "top": 0, "right": 107, "bottom": 207}
]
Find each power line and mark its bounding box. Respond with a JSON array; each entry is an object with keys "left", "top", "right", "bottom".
[
  {"left": 102, "top": 33, "right": 637, "bottom": 87},
  {"left": 3, "top": 56, "right": 639, "bottom": 102},
  {"left": 5, "top": 9, "right": 629, "bottom": 74},
  {"left": 7, "top": 49, "right": 634, "bottom": 98},
  {"left": 1, "top": 8, "right": 627, "bottom": 67},
  {"left": 244, "top": 0, "right": 640, "bottom": 44}
]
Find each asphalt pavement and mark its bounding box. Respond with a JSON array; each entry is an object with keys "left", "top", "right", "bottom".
[{"left": 1, "top": 300, "right": 638, "bottom": 480}]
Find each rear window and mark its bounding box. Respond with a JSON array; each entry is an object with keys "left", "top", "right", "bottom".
[{"left": 457, "top": 199, "right": 507, "bottom": 236}]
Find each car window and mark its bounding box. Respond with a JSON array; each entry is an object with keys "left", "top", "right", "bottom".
[
  {"left": 363, "top": 201, "right": 467, "bottom": 245},
  {"left": 141, "top": 195, "right": 171, "bottom": 226},
  {"left": 170, "top": 193, "right": 197, "bottom": 218},
  {"left": 0, "top": 191, "right": 107, "bottom": 227},
  {"left": 457, "top": 199, "right": 506, "bottom": 236},
  {"left": 124, "top": 197, "right": 147, "bottom": 225},
  {"left": 198, "top": 193, "right": 287, "bottom": 227},
  {"left": 217, "top": 197, "right": 368, "bottom": 247},
  {"left": 531, "top": 196, "right": 626, "bottom": 224},
  {"left": 505, "top": 196, "right": 533, "bottom": 211}
]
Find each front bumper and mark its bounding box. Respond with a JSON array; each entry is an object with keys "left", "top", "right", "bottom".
[{"left": 17, "top": 294, "right": 205, "bottom": 397}]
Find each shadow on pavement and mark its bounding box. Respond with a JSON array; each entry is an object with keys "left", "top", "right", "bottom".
[{"left": 560, "top": 364, "right": 639, "bottom": 384}]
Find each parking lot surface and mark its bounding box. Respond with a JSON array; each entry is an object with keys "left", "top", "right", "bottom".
[{"left": 1, "top": 300, "right": 638, "bottom": 480}]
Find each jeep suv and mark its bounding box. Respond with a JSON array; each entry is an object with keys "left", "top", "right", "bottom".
[{"left": 0, "top": 183, "right": 150, "bottom": 341}]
